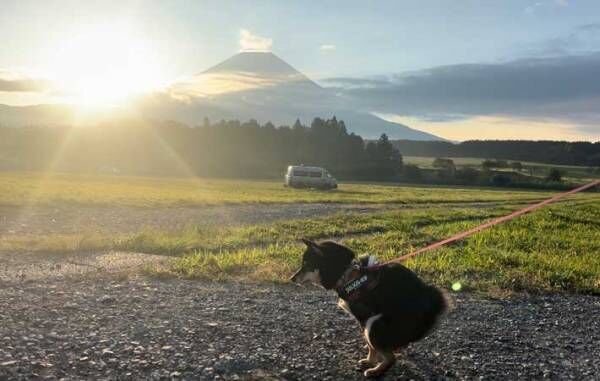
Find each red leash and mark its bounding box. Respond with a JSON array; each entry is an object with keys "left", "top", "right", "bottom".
[{"left": 384, "top": 180, "right": 600, "bottom": 264}]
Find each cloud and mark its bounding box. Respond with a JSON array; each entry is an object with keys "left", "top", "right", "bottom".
[
  {"left": 320, "top": 44, "right": 336, "bottom": 51},
  {"left": 324, "top": 77, "right": 387, "bottom": 89},
  {"left": 239, "top": 29, "right": 272, "bottom": 52},
  {"left": 524, "top": 2, "right": 542, "bottom": 14},
  {"left": 0, "top": 70, "right": 52, "bottom": 92},
  {"left": 521, "top": 22, "right": 600, "bottom": 57},
  {"left": 524, "top": 0, "right": 568, "bottom": 14},
  {"left": 322, "top": 52, "right": 600, "bottom": 139},
  {"left": 578, "top": 23, "right": 600, "bottom": 32}
]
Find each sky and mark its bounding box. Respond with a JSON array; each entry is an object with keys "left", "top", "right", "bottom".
[{"left": 1, "top": 0, "right": 599, "bottom": 141}]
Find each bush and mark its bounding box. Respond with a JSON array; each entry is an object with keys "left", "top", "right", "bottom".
[
  {"left": 482, "top": 159, "right": 509, "bottom": 170},
  {"left": 455, "top": 167, "right": 480, "bottom": 183},
  {"left": 432, "top": 157, "right": 455, "bottom": 170},
  {"left": 402, "top": 164, "right": 422, "bottom": 180},
  {"left": 491, "top": 174, "right": 511, "bottom": 186},
  {"left": 482, "top": 159, "right": 494, "bottom": 170},
  {"left": 546, "top": 168, "right": 562, "bottom": 182},
  {"left": 511, "top": 161, "right": 523, "bottom": 171}
]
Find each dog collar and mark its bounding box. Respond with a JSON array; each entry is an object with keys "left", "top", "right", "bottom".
[{"left": 335, "top": 263, "right": 361, "bottom": 291}]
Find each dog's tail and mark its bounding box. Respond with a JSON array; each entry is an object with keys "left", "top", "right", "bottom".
[
  {"left": 427, "top": 285, "right": 453, "bottom": 320},
  {"left": 407, "top": 285, "right": 453, "bottom": 344}
]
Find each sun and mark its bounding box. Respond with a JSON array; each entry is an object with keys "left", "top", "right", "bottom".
[{"left": 47, "top": 24, "right": 166, "bottom": 107}]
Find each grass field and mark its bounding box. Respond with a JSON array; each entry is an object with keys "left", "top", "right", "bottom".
[
  {"left": 0, "top": 171, "right": 563, "bottom": 207},
  {"left": 165, "top": 199, "right": 600, "bottom": 294},
  {"left": 1, "top": 172, "right": 598, "bottom": 295},
  {"left": 404, "top": 155, "right": 598, "bottom": 181}
]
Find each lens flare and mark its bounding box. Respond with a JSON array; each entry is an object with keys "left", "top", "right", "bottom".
[{"left": 451, "top": 282, "right": 462, "bottom": 292}]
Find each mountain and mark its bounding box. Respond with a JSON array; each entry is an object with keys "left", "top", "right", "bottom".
[
  {"left": 152, "top": 51, "right": 442, "bottom": 140},
  {"left": 204, "top": 51, "right": 316, "bottom": 80},
  {"left": 0, "top": 51, "right": 443, "bottom": 140}
]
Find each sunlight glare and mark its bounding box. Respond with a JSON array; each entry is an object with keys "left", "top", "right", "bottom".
[{"left": 48, "top": 25, "right": 166, "bottom": 107}]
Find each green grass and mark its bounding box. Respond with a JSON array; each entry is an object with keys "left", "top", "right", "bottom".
[
  {"left": 2, "top": 171, "right": 598, "bottom": 295},
  {"left": 159, "top": 198, "right": 600, "bottom": 295},
  {"left": 9, "top": 195, "right": 590, "bottom": 294},
  {"left": 0, "top": 205, "right": 510, "bottom": 254},
  {"left": 0, "top": 171, "right": 561, "bottom": 207}
]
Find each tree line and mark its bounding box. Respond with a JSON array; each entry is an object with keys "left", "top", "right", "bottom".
[
  {"left": 0, "top": 117, "right": 403, "bottom": 180},
  {"left": 391, "top": 140, "right": 600, "bottom": 166}
]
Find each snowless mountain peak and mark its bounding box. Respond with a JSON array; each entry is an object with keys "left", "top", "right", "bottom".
[{"left": 204, "top": 51, "right": 308, "bottom": 78}]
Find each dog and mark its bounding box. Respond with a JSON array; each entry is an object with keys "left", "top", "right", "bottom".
[{"left": 291, "top": 238, "right": 448, "bottom": 378}]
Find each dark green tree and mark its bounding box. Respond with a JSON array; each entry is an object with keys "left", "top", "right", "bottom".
[{"left": 546, "top": 168, "right": 562, "bottom": 182}]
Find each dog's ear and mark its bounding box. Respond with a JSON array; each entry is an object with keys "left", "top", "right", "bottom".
[
  {"left": 301, "top": 238, "right": 322, "bottom": 254},
  {"left": 315, "top": 241, "right": 355, "bottom": 289},
  {"left": 301, "top": 238, "right": 315, "bottom": 247}
]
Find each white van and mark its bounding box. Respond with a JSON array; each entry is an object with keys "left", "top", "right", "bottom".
[{"left": 285, "top": 165, "right": 338, "bottom": 189}]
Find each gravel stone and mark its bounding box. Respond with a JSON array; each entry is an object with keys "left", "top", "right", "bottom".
[{"left": 1, "top": 276, "right": 599, "bottom": 380}]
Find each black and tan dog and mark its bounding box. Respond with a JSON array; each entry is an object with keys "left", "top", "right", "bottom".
[{"left": 291, "top": 239, "right": 447, "bottom": 378}]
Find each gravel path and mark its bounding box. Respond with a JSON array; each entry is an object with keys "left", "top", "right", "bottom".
[
  {"left": 0, "top": 251, "right": 168, "bottom": 283},
  {"left": 0, "top": 200, "right": 519, "bottom": 236},
  {"left": 0, "top": 204, "right": 382, "bottom": 236},
  {"left": 1, "top": 276, "right": 599, "bottom": 380}
]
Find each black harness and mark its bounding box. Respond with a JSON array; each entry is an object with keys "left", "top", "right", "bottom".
[{"left": 335, "top": 262, "right": 383, "bottom": 302}]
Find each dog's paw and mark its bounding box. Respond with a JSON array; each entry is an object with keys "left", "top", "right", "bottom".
[
  {"left": 358, "top": 358, "right": 375, "bottom": 369},
  {"left": 363, "top": 358, "right": 395, "bottom": 378},
  {"left": 363, "top": 367, "right": 384, "bottom": 378}
]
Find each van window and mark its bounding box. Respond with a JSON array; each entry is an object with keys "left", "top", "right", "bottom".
[
  {"left": 293, "top": 170, "right": 308, "bottom": 177},
  {"left": 309, "top": 171, "right": 322, "bottom": 178}
]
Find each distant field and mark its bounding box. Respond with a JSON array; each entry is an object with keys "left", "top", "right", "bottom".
[
  {"left": 0, "top": 171, "right": 564, "bottom": 207},
  {"left": 404, "top": 156, "right": 489, "bottom": 167},
  {"left": 404, "top": 155, "right": 593, "bottom": 170},
  {"left": 404, "top": 155, "right": 598, "bottom": 180}
]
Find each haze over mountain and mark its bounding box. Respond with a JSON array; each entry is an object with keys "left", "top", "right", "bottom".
[
  {"left": 0, "top": 52, "right": 443, "bottom": 141},
  {"left": 144, "top": 51, "right": 442, "bottom": 140}
]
